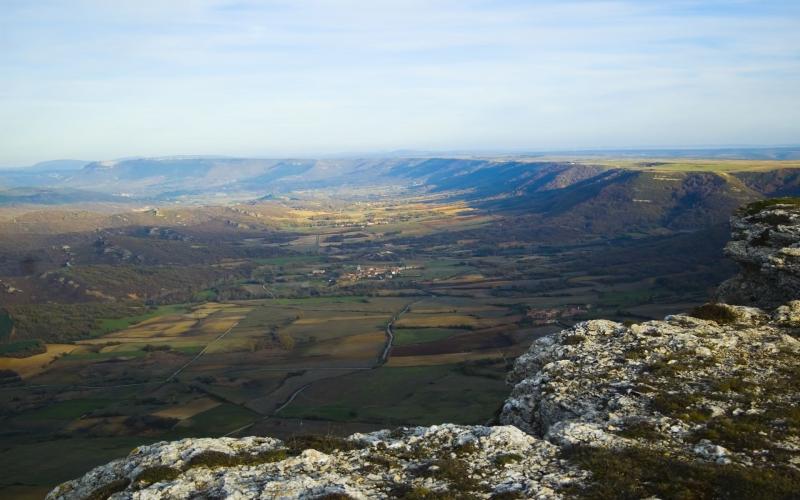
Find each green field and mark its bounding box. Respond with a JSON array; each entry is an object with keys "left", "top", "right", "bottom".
[
  {"left": 253, "top": 255, "right": 323, "bottom": 266},
  {"left": 0, "top": 309, "right": 12, "bottom": 339},
  {"left": 180, "top": 403, "right": 259, "bottom": 435},
  {"left": 0, "top": 339, "right": 44, "bottom": 357},
  {"left": 95, "top": 304, "right": 190, "bottom": 335},
  {"left": 26, "top": 398, "right": 111, "bottom": 420},
  {"left": 0, "top": 436, "right": 157, "bottom": 495},
  {"left": 393, "top": 328, "right": 466, "bottom": 346},
  {"left": 278, "top": 364, "right": 508, "bottom": 425}
]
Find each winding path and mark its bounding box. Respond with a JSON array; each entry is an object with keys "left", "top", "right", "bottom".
[{"left": 377, "top": 301, "right": 413, "bottom": 366}]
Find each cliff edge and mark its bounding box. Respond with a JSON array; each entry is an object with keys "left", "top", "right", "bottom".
[{"left": 716, "top": 198, "right": 800, "bottom": 308}]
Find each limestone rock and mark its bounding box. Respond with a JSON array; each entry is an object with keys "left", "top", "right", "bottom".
[
  {"left": 47, "top": 425, "right": 585, "bottom": 500},
  {"left": 716, "top": 201, "right": 800, "bottom": 308},
  {"left": 500, "top": 308, "right": 800, "bottom": 467}
]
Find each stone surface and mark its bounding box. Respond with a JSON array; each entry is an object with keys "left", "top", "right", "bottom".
[
  {"left": 47, "top": 425, "right": 585, "bottom": 500},
  {"left": 500, "top": 306, "right": 800, "bottom": 467},
  {"left": 716, "top": 201, "right": 800, "bottom": 308}
]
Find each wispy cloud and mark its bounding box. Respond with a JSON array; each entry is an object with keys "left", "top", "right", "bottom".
[{"left": 0, "top": 0, "right": 798, "bottom": 164}]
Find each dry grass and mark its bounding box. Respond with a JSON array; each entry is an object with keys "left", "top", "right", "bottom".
[
  {"left": 395, "top": 314, "right": 496, "bottom": 329},
  {"left": 152, "top": 397, "right": 221, "bottom": 420},
  {"left": 0, "top": 344, "right": 76, "bottom": 378}
]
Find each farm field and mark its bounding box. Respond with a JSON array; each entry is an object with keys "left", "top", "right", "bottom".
[{"left": 0, "top": 189, "right": 742, "bottom": 497}]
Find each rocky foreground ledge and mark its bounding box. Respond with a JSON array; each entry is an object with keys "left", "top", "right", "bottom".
[
  {"left": 49, "top": 200, "right": 800, "bottom": 499},
  {"left": 48, "top": 426, "right": 584, "bottom": 499},
  {"left": 47, "top": 303, "right": 800, "bottom": 500}
]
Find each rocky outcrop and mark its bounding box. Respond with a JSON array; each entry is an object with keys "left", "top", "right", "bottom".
[
  {"left": 716, "top": 199, "right": 800, "bottom": 308},
  {"left": 48, "top": 426, "right": 585, "bottom": 499},
  {"left": 500, "top": 304, "right": 800, "bottom": 469}
]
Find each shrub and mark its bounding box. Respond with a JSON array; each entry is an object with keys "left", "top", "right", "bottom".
[
  {"left": 0, "top": 339, "right": 46, "bottom": 358},
  {"left": 494, "top": 453, "right": 523, "bottom": 467},
  {"left": 414, "top": 457, "right": 481, "bottom": 493},
  {"left": 616, "top": 421, "right": 662, "bottom": 441},
  {"left": 286, "top": 435, "right": 364, "bottom": 455},
  {"left": 688, "top": 304, "right": 738, "bottom": 325},
  {"left": 134, "top": 465, "right": 181, "bottom": 485},
  {"left": 563, "top": 335, "right": 586, "bottom": 345},
  {"left": 740, "top": 197, "right": 800, "bottom": 216},
  {"left": 563, "top": 445, "right": 800, "bottom": 499}
]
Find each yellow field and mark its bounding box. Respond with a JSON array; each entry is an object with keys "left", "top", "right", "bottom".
[
  {"left": 303, "top": 332, "right": 385, "bottom": 357},
  {"left": 197, "top": 315, "right": 245, "bottom": 335},
  {"left": 152, "top": 397, "right": 221, "bottom": 420},
  {"left": 0, "top": 344, "right": 76, "bottom": 378},
  {"left": 584, "top": 158, "right": 800, "bottom": 173},
  {"left": 281, "top": 313, "right": 388, "bottom": 342},
  {"left": 293, "top": 315, "right": 379, "bottom": 325},
  {"left": 96, "top": 303, "right": 249, "bottom": 342}
]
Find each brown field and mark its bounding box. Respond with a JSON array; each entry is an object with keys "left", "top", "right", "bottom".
[
  {"left": 392, "top": 330, "right": 513, "bottom": 356},
  {"left": 302, "top": 331, "right": 385, "bottom": 358},
  {"left": 394, "top": 313, "right": 500, "bottom": 330},
  {"left": 386, "top": 347, "right": 527, "bottom": 367}
]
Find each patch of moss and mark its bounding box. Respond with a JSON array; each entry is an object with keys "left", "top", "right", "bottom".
[
  {"left": 134, "top": 465, "right": 181, "bottom": 485},
  {"left": 390, "top": 485, "right": 446, "bottom": 499},
  {"left": 644, "top": 359, "right": 682, "bottom": 377},
  {"left": 493, "top": 453, "right": 523, "bottom": 467},
  {"left": 563, "top": 445, "right": 800, "bottom": 499},
  {"left": 415, "top": 458, "right": 482, "bottom": 493},
  {"left": 759, "top": 212, "right": 793, "bottom": 226},
  {"left": 489, "top": 491, "right": 525, "bottom": 500},
  {"left": 286, "top": 435, "right": 365, "bottom": 455},
  {"left": 563, "top": 335, "right": 586, "bottom": 345},
  {"left": 693, "top": 415, "right": 773, "bottom": 452},
  {"left": 615, "top": 421, "right": 662, "bottom": 441},
  {"left": 623, "top": 346, "right": 648, "bottom": 361},
  {"left": 688, "top": 304, "right": 738, "bottom": 325},
  {"left": 650, "top": 392, "right": 701, "bottom": 418},
  {"left": 366, "top": 454, "right": 397, "bottom": 468},
  {"left": 86, "top": 478, "right": 131, "bottom": 500},
  {"left": 740, "top": 197, "right": 800, "bottom": 216},
  {"left": 452, "top": 441, "right": 478, "bottom": 455},
  {"left": 710, "top": 377, "right": 754, "bottom": 395}
]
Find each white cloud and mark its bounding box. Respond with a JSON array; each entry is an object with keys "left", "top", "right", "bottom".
[{"left": 0, "top": 0, "right": 798, "bottom": 164}]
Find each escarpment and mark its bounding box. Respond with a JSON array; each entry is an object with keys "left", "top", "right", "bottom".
[
  {"left": 716, "top": 198, "right": 800, "bottom": 308},
  {"left": 49, "top": 199, "right": 800, "bottom": 499}
]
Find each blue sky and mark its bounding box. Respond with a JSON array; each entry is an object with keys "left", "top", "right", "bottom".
[{"left": 1, "top": 0, "right": 798, "bottom": 165}]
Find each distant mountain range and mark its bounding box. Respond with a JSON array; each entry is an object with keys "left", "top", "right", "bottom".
[{"left": 1, "top": 154, "right": 799, "bottom": 238}]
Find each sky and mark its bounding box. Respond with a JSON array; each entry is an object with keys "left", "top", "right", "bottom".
[{"left": 0, "top": 0, "right": 799, "bottom": 166}]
